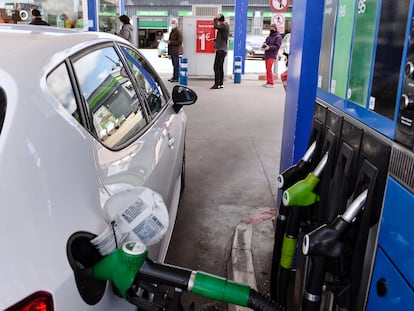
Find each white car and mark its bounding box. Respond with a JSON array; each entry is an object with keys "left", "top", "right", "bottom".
[
  {"left": 0, "top": 24, "right": 197, "bottom": 310},
  {"left": 278, "top": 33, "right": 290, "bottom": 60},
  {"left": 245, "top": 35, "right": 266, "bottom": 59}
]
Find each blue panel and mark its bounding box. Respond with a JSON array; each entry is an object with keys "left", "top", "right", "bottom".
[
  {"left": 279, "top": 0, "right": 324, "bottom": 169},
  {"left": 87, "top": 0, "right": 98, "bottom": 31},
  {"left": 367, "top": 248, "right": 414, "bottom": 310},
  {"left": 233, "top": 0, "right": 248, "bottom": 74},
  {"left": 379, "top": 177, "right": 414, "bottom": 288},
  {"left": 317, "top": 89, "right": 395, "bottom": 139},
  {"left": 120, "top": 0, "right": 125, "bottom": 15}
]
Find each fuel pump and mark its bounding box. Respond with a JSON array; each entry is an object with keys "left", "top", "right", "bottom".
[
  {"left": 271, "top": 141, "right": 316, "bottom": 299},
  {"left": 280, "top": 0, "right": 414, "bottom": 309},
  {"left": 276, "top": 152, "right": 329, "bottom": 307},
  {"left": 301, "top": 189, "right": 368, "bottom": 311}
]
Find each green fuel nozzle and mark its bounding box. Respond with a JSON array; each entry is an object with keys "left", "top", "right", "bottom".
[
  {"left": 91, "top": 241, "right": 283, "bottom": 311},
  {"left": 92, "top": 241, "right": 251, "bottom": 305},
  {"left": 93, "top": 241, "right": 148, "bottom": 298},
  {"left": 282, "top": 152, "right": 328, "bottom": 207}
]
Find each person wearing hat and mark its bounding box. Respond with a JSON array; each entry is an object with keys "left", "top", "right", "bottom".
[
  {"left": 262, "top": 24, "right": 282, "bottom": 88},
  {"left": 210, "top": 13, "right": 229, "bottom": 89},
  {"left": 30, "top": 9, "right": 49, "bottom": 26}
]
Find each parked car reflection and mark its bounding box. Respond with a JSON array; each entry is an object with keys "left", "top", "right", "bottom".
[
  {"left": 245, "top": 35, "right": 266, "bottom": 59},
  {"left": 158, "top": 39, "right": 168, "bottom": 58}
]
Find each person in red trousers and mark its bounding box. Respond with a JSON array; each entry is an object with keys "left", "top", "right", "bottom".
[{"left": 262, "top": 24, "right": 282, "bottom": 88}]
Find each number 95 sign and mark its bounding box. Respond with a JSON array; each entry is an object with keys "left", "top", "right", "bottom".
[{"left": 196, "top": 20, "right": 215, "bottom": 53}]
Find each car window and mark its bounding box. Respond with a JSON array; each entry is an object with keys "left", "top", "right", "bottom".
[
  {"left": 72, "top": 46, "right": 148, "bottom": 149},
  {"left": 120, "top": 46, "right": 168, "bottom": 117},
  {"left": 47, "top": 63, "right": 80, "bottom": 121}
]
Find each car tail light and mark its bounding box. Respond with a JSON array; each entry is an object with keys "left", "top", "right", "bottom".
[{"left": 5, "top": 291, "right": 54, "bottom": 311}]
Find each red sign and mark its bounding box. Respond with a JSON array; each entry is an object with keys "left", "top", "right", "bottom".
[
  {"left": 272, "top": 13, "right": 285, "bottom": 33},
  {"left": 270, "top": 0, "right": 291, "bottom": 13},
  {"left": 196, "top": 20, "right": 215, "bottom": 53}
]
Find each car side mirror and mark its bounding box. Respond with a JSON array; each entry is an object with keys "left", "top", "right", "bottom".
[{"left": 172, "top": 85, "right": 198, "bottom": 113}]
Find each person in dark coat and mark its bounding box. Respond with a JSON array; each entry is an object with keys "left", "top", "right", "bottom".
[
  {"left": 210, "top": 13, "right": 229, "bottom": 89},
  {"left": 167, "top": 18, "right": 183, "bottom": 82},
  {"left": 29, "top": 9, "right": 49, "bottom": 26},
  {"left": 262, "top": 24, "right": 282, "bottom": 88}
]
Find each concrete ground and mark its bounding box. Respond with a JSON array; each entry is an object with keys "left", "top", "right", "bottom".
[{"left": 142, "top": 49, "right": 286, "bottom": 310}]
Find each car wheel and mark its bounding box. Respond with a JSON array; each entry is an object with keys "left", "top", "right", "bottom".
[{"left": 180, "top": 145, "right": 185, "bottom": 194}]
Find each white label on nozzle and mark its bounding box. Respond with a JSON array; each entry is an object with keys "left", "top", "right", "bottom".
[
  {"left": 123, "top": 241, "right": 146, "bottom": 255},
  {"left": 276, "top": 175, "right": 284, "bottom": 189},
  {"left": 282, "top": 191, "right": 290, "bottom": 206}
]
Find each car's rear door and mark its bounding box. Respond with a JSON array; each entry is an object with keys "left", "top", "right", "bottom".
[{"left": 68, "top": 43, "right": 182, "bottom": 259}]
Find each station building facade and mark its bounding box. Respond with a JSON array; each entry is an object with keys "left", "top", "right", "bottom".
[
  {"left": 122, "top": 0, "right": 293, "bottom": 48},
  {"left": 0, "top": 0, "right": 292, "bottom": 49}
]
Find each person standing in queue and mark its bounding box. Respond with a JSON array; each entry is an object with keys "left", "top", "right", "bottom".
[
  {"left": 29, "top": 9, "right": 49, "bottom": 26},
  {"left": 118, "top": 15, "right": 134, "bottom": 43},
  {"left": 167, "top": 18, "right": 183, "bottom": 83},
  {"left": 262, "top": 24, "right": 282, "bottom": 88},
  {"left": 210, "top": 13, "right": 229, "bottom": 89}
]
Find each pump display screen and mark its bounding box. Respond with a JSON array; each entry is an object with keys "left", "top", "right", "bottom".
[{"left": 370, "top": 0, "right": 410, "bottom": 120}]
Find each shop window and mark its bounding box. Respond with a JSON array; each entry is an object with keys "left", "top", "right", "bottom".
[{"left": 4, "top": 0, "right": 84, "bottom": 28}]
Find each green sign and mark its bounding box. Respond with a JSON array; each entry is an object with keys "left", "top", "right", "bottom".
[
  {"left": 331, "top": 0, "right": 357, "bottom": 98},
  {"left": 347, "top": 0, "right": 379, "bottom": 107},
  {"left": 178, "top": 11, "right": 192, "bottom": 17},
  {"left": 136, "top": 11, "right": 168, "bottom": 17},
  {"left": 138, "top": 20, "right": 168, "bottom": 29}
]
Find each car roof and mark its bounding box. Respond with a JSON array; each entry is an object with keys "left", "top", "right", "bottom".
[{"left": 0, "top": 24, "right": 127, "bottom": 77}]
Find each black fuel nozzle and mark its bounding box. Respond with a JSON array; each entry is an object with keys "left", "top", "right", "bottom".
[
  {"left": 276, "top": 141, "right": 316, "bottom": 190},
  {"left": 302, "top": 189, "right": 368, "bottom": 257}
]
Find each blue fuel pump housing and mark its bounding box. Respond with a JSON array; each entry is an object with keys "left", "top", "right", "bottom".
[{"left": 279, "top": 0, "right": 414, "bottom": 309}]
